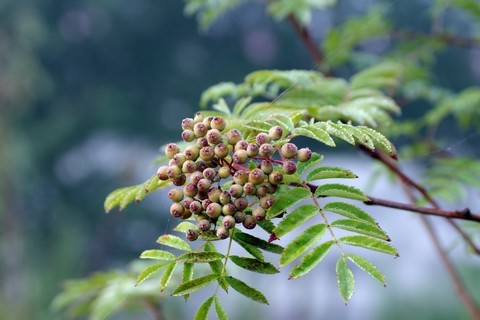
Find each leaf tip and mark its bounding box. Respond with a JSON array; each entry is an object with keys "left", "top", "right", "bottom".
[{"left": 268, "top": 233, "right": 279, "bottom": 242}]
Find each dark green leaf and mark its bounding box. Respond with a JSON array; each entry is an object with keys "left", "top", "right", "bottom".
[
  {"left": 182, "top": 263, "right": 194, "bottom": 301},
  {"left": 230, "top": 256, "right": 280, "bottom": 274},
  {"left": 157, "top": 234, "right": 192, "bottom": 252},
  {"left": 234, "top": 232, "right": 283, "bottom": 254},
  {"left": 161, "top": 262, "right": 177, "bottom": 291},
  {"left": 135, "top": 263, "right": 167, "bottom": 286},
  {"left": 314, "top": 183, "right": 368, "bottom": 201},
  {"left": 199, "top": 230, "right": 221, "bottom": 241},
  {"left": 273, "top": 204, "right": 318, "bottom": 238},
  {"left": 290, "top": 241, "right": 335, "bottom": 279},
  {"left": 233, "top": 237, "right": 265, "bottom": 261},
  {"left": 331, "top": 219, "right": 389, "bottom": 241},
  {"left": 214, "top": 296, "right": 229, "bottom": 320},
  {"left": 346, "top": 254, "right": 385, "bottom": 286},
  {"left": 306, "top": 167, "right": 357, "bottom": 181},
  {"left": 267, "top": 187, "right": 312, "bottom": 218},
  {"left": 257, "top": 219, "right": 276, "bottom": 234},
  {"left": 323, "top": 202, "right": 376, "bottom": 225},
  {"left": 336, "top": 257, "right": 355, "bottom": 303},
  {"left": 224, "top": 276, "right": 269, "bottom": 305},
  {"left": 140, "top": 250, "right": 177, "bottom": 261},
  {"left": 296, "top": 152, "right": 324, "bottom": 175},
  {"left": 280, "top": 223, "right": 327, "bottom": 267},
  {"left": 172, "top": 274, "right": 219, "bottom": 296},
  {"left": 194, "top": 296, "right": 214, "bottom": 320},
  {"left": 176, "top": 252, "right": 225, "bottom": 263},
  {"left": 339, "top": 235, "right": 398, "bottom": 256}
]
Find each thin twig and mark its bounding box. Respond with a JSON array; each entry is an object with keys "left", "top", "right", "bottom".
[{"left": 392, "top": 30, "right": 480, "bottom": 49}]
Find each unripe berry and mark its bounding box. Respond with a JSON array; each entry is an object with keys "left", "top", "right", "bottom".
[
  {"left": 260, "top": 194, "right": 275, "bottom": 209},
  {"left": 283, "top": 160, "right": 297, "bottom": 174},
  {"left": 281, "top": 143, "right": 298, "bottom": 159},
  {"left": 184, "top": 183, "right": 198, "bottom": 197},
  {"left": 218, "top": 166, "right": 231, "bottom": 179},
  {"left": 229, "top": 184, "right": 244, "bottom": 198},
  {"left": 199, "top": 146, "right": 215, "bottom": 161},
  {"left": 260, "top": 160, "right": 273, "bottom": 174},
  {"left": 234, "top": 140, "right": 249, "bottom": 151},
  {"left": 157, "top": 166, "right": 169, "bottom": 180},
  {"left": 208, "top": 187, "right": 221, "bottom": 203},
  {"left": 259, "top": 143, "right": 274, "bottom": 157},
  {"left": 168, "top": 189, "right": 184, "bottom": 202},
  {"left": 196, "top": 137, "right": 209, "bottom": 148},
  {"left": 198, "top": 219, "right": 211, "bottom": 231},
  {"left": 193, "top": 122, "right": 208, "bottom": 137},
  {"left": 172, "top": 153, "right": 186, "bottom": 167},
  {"left": 184, "top": 145, "right": 199, "bottom": 161},
  {"left": 222, "top": 203, "right": 236, "bottom": 216},
  {"left": 206, "top": 202, "right": 222, "bottom": 219},
  {"left": 197, "top": 178, "right": 212, "bottom": 192},
  {"left": 167, "top": 166, "right": 182, "bottom": 179},
  {"left": 226, "top": 129, "right": 242, "bottom": 145},
  {"left": 249, "top": 168, "right": 265, "bottom": 185},
  {"left": 219, "top": 191, "right": 231, "bottom": 205},
  {"left": 233, "top": 211, "right": 246, "bottom": 223},
  {"left": 243, "top": 182, "right": 256, "bottom": 195},
  {"left": 182, "top": 210, "right": 192, "bottom": 219},
  {"left": 170, "top": 203, "right": 185, "bottom": 218},
  {"left": 268, "top": 126, "right": 283, "bottom": 140},
  {"left": 207, "top": 129, "right": 222, "bottom": 144},
  {"left": 214, "top": 143, "right": 229, "bottom": 159},
  {"left": 182, "top": 130, "right": 195, "bottom": 142},
  {"left": 172, "top": 174, "right": 186, "bottom": 186},
  {"left": 223, "top": 215, "right": 236, "bottom": 229},
  {"left": 195, "top": 160, "right": 209, "bottom": 172},
  {"left": 165, "top": 143, "right": 180, "bottom": 159},
  {"left": 202, "top": 116, "right": 213, "bottom": 129},
  {"left": 182, "top": 197, "right": 194, "bottom": 209},
  {"left": 197, "top": 190, "right": 208, "bottom": 200},
  {"left": 297, "top": 148, "right": 312, "bottom": 162},
  {"left": 267, "top": 184, "right": 278, "bottom": 194},
  {"left": 269, "top": 171, "right": 284, "bottom": 185},
  {"left": 181, "top": 118, "right": 194, "bottom": 130},
  {"left": 243, "top": 215, "right": 257, "bottom": 229},
  {"left": 232, "top": 150, "right": 248, "bottom": 164},
  {"left": 234, "top": 197, "right": 248, "bottom": 211},
  {"left": 256, "top": 132, "right": 271, "bottom": 145},
  {"left": 233, "top": 170, "right": 248, "bottom": 185},
  {"left": 190, "top": 171, "right": 203, "bottom": 185},
  {"left": 202, "top": 199, "right": 213, "bottom": 210},
  {"left": 189, "top": 201, "right": 202, "bottom": 214},
  {"left": 186, "top": 229, "right": 199, "bottom": 241},
  {"left": 253, "top": 206, "right": 266, "bottom": 221},
  {"left": 203, "top": 167, "right": 216, "bottom": 180},
  {"left": 256, "top": 185, "right": 268, "bottom": 197},
  {"left": 211, "top": 116, "right": 226, "bottom": 131},
  {"left": 247, "top": 143, "right": 259, "bottom": 157},
  {"left": 193, "top": 112, "right": 204, "bottom": 123},
  {"left": 182, "top": 160, "right": 196, "bottom": 174},
  {"left": 216, "top": 226, "right": 229, "bottom": 239}
]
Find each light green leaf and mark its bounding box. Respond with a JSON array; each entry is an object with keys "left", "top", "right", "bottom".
[
  {"left": 212, "top": 98, "right": 232, "bottom": 115},
  {"left": 140, "top": 250, "right": 177, "bottom": 261},
  {"left": 182, "top": 263, "right": 194, "bottom": 301},
  {"left": 172, "top": 273, "right": 219, "bottom": 296},
  {"left": 230, "top": 256, "right": 280, "bottom": 274},
  {"left": 331, "top": 219, "right": 389, "bottom": 241},
  {"left": 280, "top": 223, "right": 327, "bottom": 267},
  {"left": 234, "top": 232, "right": 284, "bottom": 254},
  {"left": 336, "top": 257, "right": 355, "bottom": 303},
  {"left": 271, "top": 113, "right": 295, "bottom": 133},
  {"left": 194, "top": 296, "right": 214, "bottom": 320},
  {"left": 346, "top": 254, "right": 385, "bottom": 286},
  {"left": 233, "top": 97, "right": 252, "bottom": 116},
  {"left": 339, "top": 235, "right": 398, "bottom": 256},
  {"left": 135, "top": 263, "right": 167, "bottom": 286},
  {"left": 242, "top": 120, "right": 271, "bottom": 132},
  {"left": 157, "top": 234, "right": 192, "bottom": 252},
  {"left": 282, "top": 173, "right": 303, "bottom": 184},
  {"left": 318, "top": 121, "right": 355, "bottom": 145},
  {"left": 214, "top": 296, "right": 229, "bottom": 320},
  {"left": 323, "top": 202, "right": 377, "bottom": 225},
  {"left": 289, "top": 240, "right": 335, "bottom": 279},
  {"left": 267, "top": 187, "right": 312, "bottom": 218},
  {"left": 358, "top": 126, "right": 395, "bottom": 156},
  {"left": 272, "top": 204, "right": 318, "bottom": 238},
  {"left": 296, "top": 152, "right": 324, "bottom": 175},
  {"left": 176, "top": 252, "right": 225, "bottom": 263},
  {"left": 199, "top": 230, "right": 221, "bottom": 241},
  {"left": 306, "top": 167, "right": 358, "bottom": 181},
  {"left": 314, "top": 183, "right": 368, "bottom": 201},
  {"left": 205, "top": 242, "right": 229, "bottom": 291},
  {"left": 224, "top": 276, "right": 269, "bottom": 305},
  {"left": 233, "top": 237, "right": 265, "bottom": 261},
  {"left": 174, "top": 221, "right": 198, "bottom": 233},
  {"left": 161, "top": 262, "right": 177, "bottom": 291},
  {"left": 294, "top": 125, "right": 336, "bottom": 146}
]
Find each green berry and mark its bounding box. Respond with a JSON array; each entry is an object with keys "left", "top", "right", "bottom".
[
  {"left": 256, "top": 185, "right": 268, "bottom": 197},
  {"left": 207, "top": 129, "right": 222, "bottom": 144},
  {"left": 198, "top": 219, "right": 211, "bottom": 231},
  {"left": 260, "top": 160, "right": 273, "bottom": 174},
  {"left": 214, "top": 143, "right": 229, "bottom": 159},
  {"left": 170, "top": 203, "right": 185, "bottom": 218},
  {"left": 218, "top": 166, "right": 231, "bottom": 179},
  {"left": 222, "top": 215, "right": 236, "bottom": 229},
  {"left": 172, "top": 153, "right": 186, "bottom": 167},
  {"left": 167, "top": 166, "right": 182, "bottom": 179},
  {"left": 193, "top": 122, "right": 208, "bottom": 137},
  {"left": 157, "top": 166, "right": 169, "bottom": 180},
  {"left": 259, "top": 143, "right": 274, "bottom": 157},
  {"left": 234, "top": 140, "right": 248, "bottom": 151},
  {"left": 189, "top": 200, "right": 202, "bottom": 214},
  {"left": 268, "top": 126, "right": 283, "bottom": 140},
  {"left": 297, "top": 148, "right": 312, "bottom": 162},
  {"left": 256, "top": 132, "right": 271, "bottom": 145},
  {"left": 182, "top": 160, "right": 196, "bottom": 173},
  {"left": 184, "top": 183, "right": 198, "bottom": 197},
  {"left": 182, "top": 210, "right": 192, "bottom": 219},
  {"left": 247, "top": 143, "right": 259, "bottom": 157},
  {"left": 206, "top": 203, "right": 222, "bottom": 219},
  {"left": 202, "top": 116, "right": 213, "bottom": 129},
  {"left": 233, "top": 150, "right": 248, "bottom": 164},
  {"left": 248, "top": 168, "right": 265, "bottom": 185},
  {"left": 197, "top": 178, "right": 212, "bottom": 192},
  {"left": 253, "top": 206, "right": 266, "bottom": 221},
  {"left": 222, "top": 203, "right": 236, "bottom": 216},
  {"left": 243, "top": 215, "right": 257, "bottom": 229},
  {"left": 199, "top": 146, "right": 215, "bottom": 161},
  {"left": 184, "top": 145, "right": 199, "bottom": 161},
  {"left": 182, "top": 129, "right": 195, "bottom": 142},
  {"left": 211, "top": 116, "right": 226, "bottom": 131},
  {"left": 233, "top": 170, "right": 248, "bottom": 185},
  {"left": 168, "top": 189, "right": 184, "bottom": 202},
  {"left": 229, "top": 184, "right": 244, "bottom": 198},
  {"left": 260, "top": 194, "right": 275, "bottom": 209},
  {"left": 165, "top": 143, "right": 180, "bottom": 159},
  {"left": 219, "top": 191, "right": 231, "bottom": 205},
  {"left": 233, "top": 211, "right": 246, "bottom": 223},
  {"left": 186, "top": 229, "right": 199, "bottom": 241},
  {"left": 172, "top": 174, "right": 186, "bottom": 186},
  {"left": 243, "top": 182, "right": 256, "bottom": 195},
  {"left": 281, "top": 143, "right": 298, "bottom": 159},
  {"left": 181, "top": 118, "right": 194, "bottom": 130},
  {"left": 208, "top": 187, "right": 221, "bottom": 202},
  {"left": 216, "top": 226, "right": 229, "bottom": 239},
  {"left": 225, "top": 129, "right": 242, "bottom": 145},
  {"left": 234, "top": 197, "right": 248, "bottom": 211},
  {"left": 203, "top": 168, "right": 216, "bottom": 180},
  {"left": 269, "top": 171, "right": 283, "bottom": 185},
  {"left": 283, "top": 160, "right": 297, "bottom": 174},
  {"left": 193, "top": 112, "right": 204, "bottom": 123}
]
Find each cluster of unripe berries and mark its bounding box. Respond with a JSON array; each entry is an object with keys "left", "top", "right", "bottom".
[{"left": 157, "top": 113, "right": 312, "bottom": 241}]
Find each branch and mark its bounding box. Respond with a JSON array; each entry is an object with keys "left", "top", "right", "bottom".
[{"left": 392, "top": 30, "right": 480, "bottom": 49}]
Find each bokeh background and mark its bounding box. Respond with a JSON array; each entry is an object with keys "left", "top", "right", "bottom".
[{"left": 0, "top": 1, "right": 479, "bottom": 319}]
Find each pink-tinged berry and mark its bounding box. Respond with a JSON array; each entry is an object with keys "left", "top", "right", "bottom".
[
  {"left": 249, "top": 168, "right": 265, "bottom": 185},
  {"left": 182, "top": 129, "right": 195, "bottom": 142},
  {"left": 269, "top": 171, "right": 283, "bottom": 185},
  {"left": 211, "top": 116, "right": 226, "bottom": 131},
  {"left": 247, "top": 143, "right": 259, "bottom": 157},
  {"left": 256, "top": 132, "right": 271, "bottom": 145},
  {"left": 186, "top": 229, "right": 199, "bottom": 241},
  {"left": 283, "top": 160, "right": 297, "bottom": 174},
  {"left": 233, "top": 170, "right": 248, "bottom": 185},
  {"left": 253, "top": 206, "right": 266, "bottom": 221},
  {"left": 206, "top": 203, "right": 222, "bottom": 219},
  {"left": 216, "top": 226, "right": 229, "bottom": 239},
  {"left": 280, "top": 143, "right": 298, "bottom": 159},
  {"left": 184, "top": 145, "right": 199, "bottom": 161},
  {"left": 181, "top": 118, "right": 194, "bottom": 130},
  {"left": 268, "top": 126, "right": 283, "bottom": 140},
  {"left": 222, "top": 215, "right": 236, "bottom": 229},
  {"left": 243, "top": 215, "right": 257, "bottom": 229},
  {"left": 198, "top": 219, "right": 211, "bottom": 231},
  {"left": 206, "top": 129, "right": 222, "bottom": 144},
  {"left": 232, "top": 150, "right": 248, "bottom": 164},
  {"left": 259, "top": 143, "right": 274, "bottom": 157},
  {"left": 168, "top": 189, "right": 184, "bottom": 202},
  {"left": 157, "top": 166, "right": 169, "bottom": 180},
  {"left": 193, "top": 112, "right": 204, "bottom": 123},
  {"left": 226, "top": 129, "right": 242, "bottom": 145},
  {"left": 297, "top": 148, "right": 312, "bottom": 162},
  {"left": 165, "top": 143, "right": 180, "bottom": 159},
  {"left": 170, "top": 203, "right": 185, "bottom": 218},
  {"left": 193, "top": 122, "right": 208, "bottom": 137}
]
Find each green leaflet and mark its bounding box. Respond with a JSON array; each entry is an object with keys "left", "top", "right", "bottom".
[
  {"left": 346, "top": 254, "right": 386, "bottom": 286},
  {"left": 135, "top": 263, "right": 168, "bottom": 286},
  {"left": 317, "top": 121, "right": 355, "bottom": 145},
  {"left": 323, "top": 202, "right": 377, "bottom": 225},
  {"left": 336, "top": 257, "right": 355, "bottom": 303},
  {"left": 194, "top": 296, "right": 214, "bottom": 320},
  {"left": 357, "top": 126, "right": 395, "bottom": 156},
  {"left": 233, "top": 97, "right": 252, "bottom": 116},
  {"left": 233, "top": 237, "right": 265, "bottom": 261},
  {"left": 314, "top": 183, "right": 368, "bottom": 201},
  {"left": 341, "top": 125, "right": 375, "bottom": 150},
  {"left": 199, "top": 230, "right": 222, "bottom": 241},
  {"left": 212, "top": 98, "right": 232, "bottom": 116},
  {"left": 140, "top": 250, "right": 177, "bottom": 261},
  {"left": 296, "top": 152, "right": 324, "bottom": 175},
  {"left": 331, "top": 219, "right": 389, "bottom": 241},
  {"left": 160, "top": 262, "right": 177, "bottom": 291},
  {"left": 230, "top": 256, "right": 280, "bottom": 274},
  {"left": 306, "top": 167, "right": 358, "bottom": 181},
  {"left": 272, "top": 204, "right": 318, "bottom": 238},
  {"left": 182, "top": 263, "right": 194, "bottom": 301},
  {"left": 234, "top": 232, "right": 284, "bottom": 254},
  {"left": 280, "top": 223, "right": 327, "bottom": 267},
  {"left": 224, "top": 276, "right": 269, "bottom": 305},
  {"left": 293, "top": 125, "right": 336, "bottom": 147},
  {"left": 267, "top": 187, "right": 312, "bottom": 218},
  {"left": 205, "top": 242, "right": 229, "bottom": 291},
  {"left": 339, "top": 235, "right": 398, "bottom": 256},
  {"left": 289, "top": 240, "right": 335, "bottom": 279},
  {"left": 174, "top": 221, "right": 198, "bottom": 233},
  {"left": 242, "top": 120, "right": 271, "bottom": 132},
  {"left": 257, "top": 219, "right": 276, "bottom": 234},
  {"left": 176, "top": 252, "right": 225, "bottom": 263},
  {"left": 214, "top": 296, "right": 229, "bottom": 320},
  {"left": 172, "top": 274, "right": 219, "bottom": 296},
  {"left": 271, "top": 113, "right": 295, "bottom": 133},
  {"left": 156, "top": 234, "right": 192, "bottom": 252}
]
